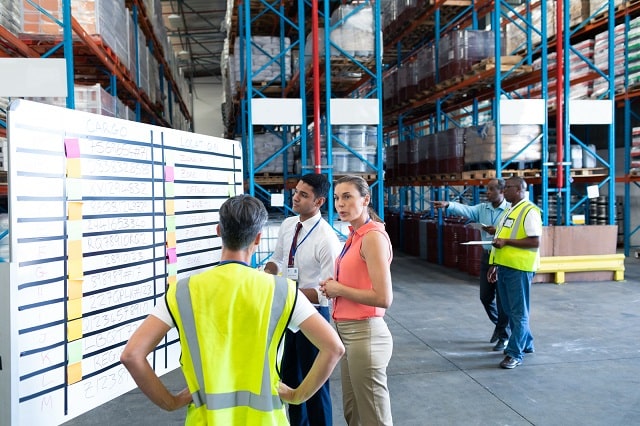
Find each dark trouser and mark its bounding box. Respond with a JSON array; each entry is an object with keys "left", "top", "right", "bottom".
[
  {"left": 480, "top": 252, "right": 510, "bottom": 340},
  {"left": 281, "top": 305, "right": 332, "bottom": 426}
]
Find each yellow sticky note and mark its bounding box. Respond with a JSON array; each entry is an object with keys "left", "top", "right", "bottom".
[
  {"left": 68, "top": 259, "right": 83, "bottom": 280},
  {"left": 165, "top": 199, "right": 175, "bottom": 215},
  {"left": 67, "top": 298, "right": 82, "bottom": 320},
  {"left": 67, "top": 239, "right": 83, "bottom": 260},
  {"left": 67, "top": 362, "right": 82, "bottom": 384},
  {"left": 166, "top": 232, "right": 176, "bottom": 248},
  {"left": 68, "top": 319, "right": 83, "bottom": 341},
  {"left": 68, "top": 202, "right": 83, "bottom": 220},
  {"left": 68, "top": 280, "right": 83, "bottom": 299},
  {"left": 66, "top": 158, "right": 82, "bottom": 178}
]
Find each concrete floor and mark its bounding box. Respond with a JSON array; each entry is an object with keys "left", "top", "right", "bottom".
[{"left": 64, "top": 253, "right": 640, "bottom": 425}]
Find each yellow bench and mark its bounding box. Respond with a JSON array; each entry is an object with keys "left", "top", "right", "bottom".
[{"left": 537, "top": 254, "right": 626, "bottom": 284}]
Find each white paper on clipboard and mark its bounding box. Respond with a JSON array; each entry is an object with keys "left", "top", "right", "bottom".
[
  {"left": 469, "top": 223, "right": 488, "bottom": 230},
  {"left": 460, "top": 240, "right": 493, "bottom": 245}
]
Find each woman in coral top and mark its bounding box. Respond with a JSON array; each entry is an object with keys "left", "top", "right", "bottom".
[{"left": 320, "top": 175, "right": 394, "bottom": 426}]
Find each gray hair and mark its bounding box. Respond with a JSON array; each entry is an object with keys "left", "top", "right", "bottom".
[{"left": 218, "top": 195, "right": 268, "bottom": 250}]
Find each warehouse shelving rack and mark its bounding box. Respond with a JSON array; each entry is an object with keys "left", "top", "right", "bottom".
[
  {"left": 557, "top": 0, "right": 616, "bottom": 229},
  {"left": 232, "top": 0, "right": 385, "bottom": 223},
  {"left": 382, "top": 1, "right": 632, "bottom": 259},
  {"left": 0, "top": 0, "right": 193, "bottom": 134},
  {"left": 621, "top": 11, "right": 640, "bottom": 257},
  {"left": 0, "top": 0, "right": 195, "bottom": 203},
  {"left": 234, "top": 0, "right": 305, "bottom": 216},
  {"left": 380, "top": 0, "right": 550, "bottom": 257}
]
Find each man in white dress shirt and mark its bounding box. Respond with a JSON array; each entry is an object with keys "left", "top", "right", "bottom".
[{"left": 265, "top": 173, "right": 342, "bottom": 426}]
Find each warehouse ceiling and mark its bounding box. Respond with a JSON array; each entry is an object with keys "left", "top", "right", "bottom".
[{"left": 161, "top": 0, "right": 229, "bottom": 80}]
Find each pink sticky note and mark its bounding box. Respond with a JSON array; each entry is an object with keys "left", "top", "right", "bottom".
[
  {"left": 65, "top": 138, "right": 80, "bottom": 158},
  {"left": 167, "top": 247, "right": 177, "bottom": 263},
  {"left": 164, "top": 166, "right": 175, "bottom": 182}
]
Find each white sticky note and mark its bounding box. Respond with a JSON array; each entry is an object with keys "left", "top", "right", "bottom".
[
  {"left": 587, "top": 185, "right": 599, "bottom": 199},
  {"left": 271, "top": 193, "right": 284, "bottom": 207}
]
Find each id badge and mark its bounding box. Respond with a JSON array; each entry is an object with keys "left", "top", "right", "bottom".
[{"left": 287, "top": 267, "right": 299, "bottom": 280}]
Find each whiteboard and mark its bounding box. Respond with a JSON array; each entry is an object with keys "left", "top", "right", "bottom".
[{"left": 0, "top": 100, "right": 243, "bottom": 425}]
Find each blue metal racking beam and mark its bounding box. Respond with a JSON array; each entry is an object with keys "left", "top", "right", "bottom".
[{"left": 560, "top": 0, "right": 616, "bottom": 227}]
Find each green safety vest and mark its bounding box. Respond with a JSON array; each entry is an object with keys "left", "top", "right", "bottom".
[
  {"left": 166, "top": 263, "right": 297, "bottom": 425},
  {"left": 490, "top": 201, "right": 541, "bottom": 272}
]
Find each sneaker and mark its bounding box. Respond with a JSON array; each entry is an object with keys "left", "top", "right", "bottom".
[
  {"left": 493, "top": 338, "right": 508, "bottom": 352},
  {"left": 500, "top": 355, "right": 521, "bottom": 369}
]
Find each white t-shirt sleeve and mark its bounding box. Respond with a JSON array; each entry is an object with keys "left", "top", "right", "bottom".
[
  {"left": 287, "top": 290, "right": 318, "bottom": 332},
  {"left": 524, "top": 208, "right": 543, "bottom": 237},
  {"left": 150, "top": 289, "right": 317, "bottom": 332},
  {"left": 150, "top": 298, "right": 174, "bottom": 327}
]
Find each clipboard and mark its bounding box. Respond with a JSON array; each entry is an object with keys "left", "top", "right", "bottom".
[{"left": 460, "top": 240, "right": 493, "bottom": 245}]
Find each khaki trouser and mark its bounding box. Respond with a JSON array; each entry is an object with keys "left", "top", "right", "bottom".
[{"left": 336, "top": 317, "right": 393, "bottom": 426}]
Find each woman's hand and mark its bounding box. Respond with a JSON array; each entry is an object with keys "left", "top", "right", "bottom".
[{"left": 319, "top": 277, "right": 339, "bottom": 299}]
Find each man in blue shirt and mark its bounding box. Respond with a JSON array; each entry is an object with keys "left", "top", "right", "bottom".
[{"left": 433, "top": 178, "right": 510, "bottom": 351}]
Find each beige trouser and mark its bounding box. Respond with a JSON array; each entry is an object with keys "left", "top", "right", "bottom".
[{"left": 336, "top": 317, "right": 393, "bottom": 426}]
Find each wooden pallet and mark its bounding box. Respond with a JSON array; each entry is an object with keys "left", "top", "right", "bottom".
[
  {"left": 461, "top": 169, "right": 497, "bottom": 180},
  {"left": 571, "top": 167, "right": 608, "bottom": 177},
  {"left": 548, "top": 167, "right": 608, "bottom": 178},
  {"left": 434, "top": 75, "right": 463, "bottom": 91},
  {"left": 422, "top": 173, "right": 462, "bottom": 181},
  {"left": 252, "top": 173, "right": 292, "bottom": 186},
  {"left": 590, "top": 0, "right": 629, "bottom": 25},
  {"left": 501, "top": 169, "right": 542, "bottom": 178},
  {"left": 334, "top": 173, "right": 378, "bottom": 182},
  {"left": 471, "top": 55, "right": 520, "bottom": 69}
]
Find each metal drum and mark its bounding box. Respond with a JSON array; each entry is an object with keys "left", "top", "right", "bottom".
[
  {"left": 443, "top": 219, "right": 464, "bottom": 268},
  {"left": 466, "top": 225, "right": 483, "bottom": 277},
  {"left": 426, "top": 219, "right": 439, "bottom": 264}
]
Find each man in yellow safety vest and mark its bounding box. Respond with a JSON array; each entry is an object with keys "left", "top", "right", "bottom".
[
  {"left": 488, "top": 176, "right": 542, "bottom": 369},
  {"left": 121, "top": 194, "right": 344, "bottom": 424}
]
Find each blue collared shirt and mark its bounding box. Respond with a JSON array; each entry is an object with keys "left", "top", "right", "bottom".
[{"left": 445, "top": 199, "right": 510, "bottom": 249}]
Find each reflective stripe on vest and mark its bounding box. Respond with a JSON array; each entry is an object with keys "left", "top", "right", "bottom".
[{"left": 173, "top": 275, "right": 289, "bottom": 412}]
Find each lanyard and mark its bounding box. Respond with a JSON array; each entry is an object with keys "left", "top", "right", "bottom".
[
  {"left": 335, "top": 219, "right": 370, "bottom": 280},
  {"left": 289, "top": 218, "right": 321, "bottom": 264},
  {"left": 487, "top": 202, "right": 504, "bottom": 226},
  {"left": 488, "top": 208, "right": 497, "bottom": 226},
  {"left": 335, "top": 232, "right": 354, "bottom": 281}
]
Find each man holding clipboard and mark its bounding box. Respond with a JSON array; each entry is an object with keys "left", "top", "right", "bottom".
[{"left": 433, "top": 178, "right": 510, "bottom": 351}]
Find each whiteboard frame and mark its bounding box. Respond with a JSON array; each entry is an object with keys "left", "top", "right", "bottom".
[{"left": 1, "top": 100, "right": 243, "bottom": 425}]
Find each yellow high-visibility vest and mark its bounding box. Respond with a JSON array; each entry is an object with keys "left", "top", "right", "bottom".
[
  {"left": 166, "top": 263, "right": 297, "bottom": 425},
  {"left": 490, "top": 201, "right": 541, "bottom": 272}
]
